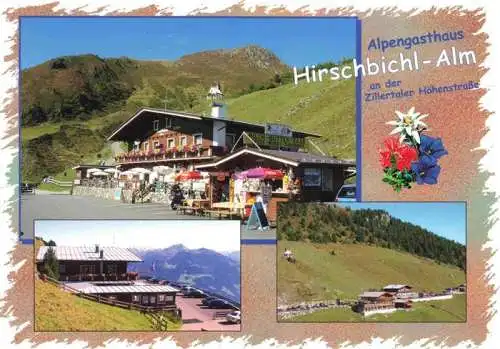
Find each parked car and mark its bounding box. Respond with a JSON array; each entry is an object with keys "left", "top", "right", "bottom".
[
  {"left": 183, "top": 288, "right": 206, "bottom": 298},
  {"left": 207, "top": 299, "right": 237, "bottom": 309},
  {"left": 201, "top": 296, "right": 219, "bottom": 306},
  {"left": 225, "top": 311, "right": 241, "bottom": 324},
  {"left": 21, "top": 183, "right": 36, "bottom": 194},
  {"left": 335, "top": 184, "right": 356, "bottom": 202}
]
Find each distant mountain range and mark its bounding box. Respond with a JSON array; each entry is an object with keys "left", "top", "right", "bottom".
[{"left": 129, "top": 244, "right": 241, "bottom": 302}]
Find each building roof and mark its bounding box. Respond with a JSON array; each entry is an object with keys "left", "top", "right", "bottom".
[
  {"left": 72, "top": 164, "right": 117, "bottom": 170},
  {"left": 79, "top": 284, "right": 179, "bottom": 294},
  {"left": 195, "top": 147, "right": 356, "bottom": 169},
  {"left": 36, "top": 246, "right": 143, "bottom": 262},
  {"left": 261, "top": 149, "right": 355, "bottom": 166},
  {"left": 359, "top": 291, "right": 394, "bottom": 298},
  {"left": 107, "top": 107, "right": 322, "bottom": 141},
  {"left": 383, "top": 284, "right": 412, "bottom": 290}
]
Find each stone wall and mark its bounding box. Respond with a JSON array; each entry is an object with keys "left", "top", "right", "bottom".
[
  {"left": 363, "top": 308, "right": 399, "bottom": 317},
  {"left": 121, "top": 189, "right": 133, "bottom": 203},
  {"left": 150, "top": 192, "right": 169, "bottom": 204},
  {"left": 72, "top": 186, "right": 121, "bottom": 201},
  {"left": 72, "top": 186, "right": 169, "bottom": 205},
  {"left": 410, "top": 294, "right": 454, "bottom": 302}
]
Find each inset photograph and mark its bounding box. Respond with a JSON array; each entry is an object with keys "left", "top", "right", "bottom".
[
  {"left": 34, "top": 220, "right": 241, "bottom": 331},
  {"left": 20, "top": 16, "right": 358, "bottom": 242},
  {"left": 276, "top": 202, "right": 466, "bottom": 322}
]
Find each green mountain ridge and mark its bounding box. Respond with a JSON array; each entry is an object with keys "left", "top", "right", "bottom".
[
  {"left": 278, "top": 204, "right": 466, "bottom": 270},
  {"left": 21, "top": 47, "right": 355, "bottom": 182}
]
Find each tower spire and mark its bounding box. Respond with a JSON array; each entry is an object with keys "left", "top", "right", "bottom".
[{"left": 207, "top": 81, "right": 225, "bottom": 119}]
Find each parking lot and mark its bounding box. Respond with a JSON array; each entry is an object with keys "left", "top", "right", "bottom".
[
  {"left": 20, "top": 193, "right": 276, "bottom": 241},
  {"left": 176, "top": 294, "right": 240, "bottom": 331}
]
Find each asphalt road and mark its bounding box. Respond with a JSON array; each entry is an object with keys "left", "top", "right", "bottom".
[
  {"left": 20, "top": 193, "right": 276, "bottom": 241},
  {"left": 176, "top": 295, "right": 240, "bottom": 331}
]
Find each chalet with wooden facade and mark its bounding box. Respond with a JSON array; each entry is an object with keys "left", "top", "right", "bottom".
[
  {"left": 36, "top": 245, "right": 142, "bottom": 282},
  {"left": 106, "top": 83, "right": 356, "bottom": 202},
  {"left": 358, "top": 291, "right": 394, "bottom": 304},
  {"left": 36, "top": 245, "right": 179, "bottom": 311},
  {"left": 382, "top": 284, "right": 417, "bottom": 299},
  {"left": 107, "top": 86, "right": 323, "bottom": 171}
]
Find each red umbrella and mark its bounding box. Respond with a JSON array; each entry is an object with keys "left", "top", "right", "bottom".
[
  {"left": 176, "top": 171, "right": 203, "bottom": 181},
  {"left": 246, "top": 167, "right": 284, "bottom": 180}
]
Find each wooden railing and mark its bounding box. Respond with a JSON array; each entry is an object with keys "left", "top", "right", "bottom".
[
  {"left": 61, "top": 273, "right": 138, "bottom": 282},
  {"left": 213, "top": 311, "right": 232, "bottom": 320},
  {"left": 41, "top": 274, "right": 177, "bottom": 313}
]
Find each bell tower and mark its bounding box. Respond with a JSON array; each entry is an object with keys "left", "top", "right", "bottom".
[
  {"left": 207, "top": 81, "right": 226, "bottom": 119},
  {"left": 207, "top": 82, "right": 227, "bottom": 147}
]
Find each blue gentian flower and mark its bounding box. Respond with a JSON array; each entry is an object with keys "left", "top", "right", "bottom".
[
  {"left": 419, "top": 135, "right": 448, "bottom": 166},
  {"left": 411, "top": 161, "right": 441, "bottom": 185}
]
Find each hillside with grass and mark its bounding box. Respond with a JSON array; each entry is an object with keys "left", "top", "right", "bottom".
[
  {"left": 35, "top": 279, "right": 177, "bottom": 331},
  {"left": 278, "top": 204, "right": 466, "bottom": 270},
  {"left": 195, "top": 76, "right": 355, "bottom": 159},
  {"left": 277, "top": 241, "right": 465, "bottom": 305}
]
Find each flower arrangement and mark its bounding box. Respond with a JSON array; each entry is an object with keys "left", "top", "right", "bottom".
[
  {"left": 191, "top": 144, "right": 199, "bottom": 153},
  {"left": 183, "top": 145, "right": 191, "bottom": 153},
  {"left": 380, "top": 107, "right": 448, "bottom": 191}
]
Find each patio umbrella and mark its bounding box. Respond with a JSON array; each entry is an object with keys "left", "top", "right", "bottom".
[
  {"left": 164, "top": 172, "right": 177, "bottom": 183},
  {"left": 86, "top": 168, "right": 102, "bottom": 173},
  {"left": 176, "top": 171, "right": 203, "bottom": 181},
  {"left": 91, "top": 171, "right": 110, "bottom": 176},
  {"left": 232, "top": 171, "right": 248, "bottom": 180},
  {"left": 103, "top": 168, "right": 120, "bottom": 174},
  {"left": 130, "top": 167, "right": 152, "bottom": 174},
  {"left": 246, "top": 167, "right": 284, "bottom": 180},
  {"left": 153, "top": 166, "right": 172, "bottom": 175}
]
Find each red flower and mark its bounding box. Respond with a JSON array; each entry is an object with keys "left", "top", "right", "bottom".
[{"left": 379, "top": 137, "right": 418, "bottom": 171}]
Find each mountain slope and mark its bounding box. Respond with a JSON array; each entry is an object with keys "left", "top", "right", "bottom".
[
  {"left": 277, "top": 241, "right": 466, "bottom": 304},
  {"left": 129, "top": 245, "right": 241, "bottom": 302},
  {"left": 21, "top": 46, "right": 288, "bottom": 126},
  {"left": 278, "top": 204, "right": 466, "bottom": 270},
  {"left": 197, "top": 77, "right": 356, "bottom": 159}
]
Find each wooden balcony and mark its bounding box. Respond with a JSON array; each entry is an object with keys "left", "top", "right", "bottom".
[
  {"left": 61, "top": 272, "right": 139, "bottom": 282},
  {"left": 115, "top": 146, "right": 229, "bottom": 165}
]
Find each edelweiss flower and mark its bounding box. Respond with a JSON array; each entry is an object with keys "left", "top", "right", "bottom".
[{"left": 386, "top": 107, "right": 428, "bottom": 144}]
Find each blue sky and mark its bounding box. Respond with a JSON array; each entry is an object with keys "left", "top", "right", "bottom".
[
  {"left": 34, "top": 220, "right": 240, "bottom": 252},
  {"left": 20, "top": 17, "right": 357, "bottom": 69},
  {"left": 337, "top": 202, "right": 466, "bottom": 245}
]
